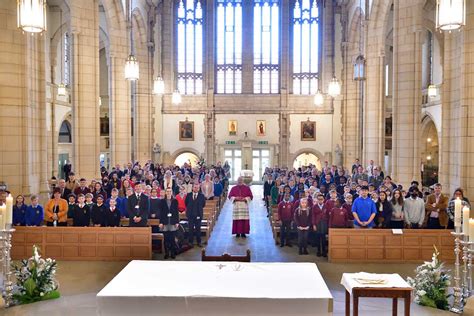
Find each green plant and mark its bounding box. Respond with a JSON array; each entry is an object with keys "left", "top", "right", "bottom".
[{"left": 12, "top": 245, "right": 60, "bottom": 305}]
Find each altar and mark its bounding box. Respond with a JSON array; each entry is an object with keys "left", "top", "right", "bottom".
[{"left": 97, "top": 260, "right": 333, "bottom": 316}]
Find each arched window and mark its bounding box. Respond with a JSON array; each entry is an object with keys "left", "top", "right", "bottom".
[
  {"left": 254, "top": 0, "right": 279, "bottom": 94},
  {"left": 292, "top": 0, "right": 319, "bottom": 95},
  {"left": 216, "top": 0, "right": 242, "bottom": 94},
  {"left": 58, "top": 121, "right": 72, "bottom": 143},
  {"left": 64, "top": 32, "right": 70, "bottom": 86},
  {"left": 176, "top": 0, "right": 204, "bottom": 95}
]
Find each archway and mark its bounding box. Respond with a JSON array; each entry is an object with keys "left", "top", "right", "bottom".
[
  {"left": 421, "top": 116, "right": 439, "bottom": 187},
  {"left": 174, "top": 152, "right": 200, "bottom": 167},
  {"left": 293, "top": 153, "right": 322, "bottom": 170}
]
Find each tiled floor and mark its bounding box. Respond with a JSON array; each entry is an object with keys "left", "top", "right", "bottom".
[{"left": 4, "top": 186, "right": 456, "bottom": 315}]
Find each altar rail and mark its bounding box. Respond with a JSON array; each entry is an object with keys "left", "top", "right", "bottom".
[
  {"left": 11, "top": 226, "right": 152, "bottom": 261},
  {"left": 328, "top": 229, "right": 455, "bottom": 263}
]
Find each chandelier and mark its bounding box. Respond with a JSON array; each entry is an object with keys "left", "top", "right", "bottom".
[
  {"left": 328, "top": 77, "right": 341, "bottom": 98},
  {"left": 153, "top": 76, "right": 165, "bottom": 95},
  {"left": 313, "top": 90, "right": 324, "bottom": 106},
  {"left": 172, "top": 90, "right": 182, "bottom": 105},
  {"left": 436, "top": 0, "right": 465, "bottom": 32},
  {"left": 125, "top": 55, "right": 139, "bottom": 80},
  {"left": 17, "top": 0, "right": 47, "bottom": 33}
]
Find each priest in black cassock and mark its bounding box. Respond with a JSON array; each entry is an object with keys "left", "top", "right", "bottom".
[{"left": 127, "top": 185, "right": 149, "bottom": 227}]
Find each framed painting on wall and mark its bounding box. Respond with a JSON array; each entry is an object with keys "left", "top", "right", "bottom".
[
  {"left": 301, "top": 120, "right": 316, "bottom": 141},
  {"left": 228, "top": 120, "right": 237, "bottom": 136},
  {"left": 256, "top": 120, "right": 266, "bottom": 136},
  {"left": 179, "top": 120, "right": 194, "bottom": 141}
]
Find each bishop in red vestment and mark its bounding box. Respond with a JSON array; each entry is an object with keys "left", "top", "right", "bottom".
[{"left": 228, "top": 177, "right": 253, "bottom": 237}]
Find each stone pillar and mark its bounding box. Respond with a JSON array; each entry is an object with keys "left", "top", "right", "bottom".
[
  {"left": 70, "top": 0, "right": 100, "bottom": 180},
  {"left": 391, "top": 0, "right": 423, "bottom": 187},
  {"left": 0, "top": 0, "right": 48, "bottom": 196}
]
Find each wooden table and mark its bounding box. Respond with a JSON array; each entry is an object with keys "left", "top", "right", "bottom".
[{"left": 345, "top": 287, "right": 412, "bottom": 316}]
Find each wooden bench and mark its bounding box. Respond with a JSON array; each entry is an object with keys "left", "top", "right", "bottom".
[
  {"left": 329, "top": 228, "right": 455, "bottom": 263},
  {"left": 12, "top": 226, "right": 152, "bottom": 261}
]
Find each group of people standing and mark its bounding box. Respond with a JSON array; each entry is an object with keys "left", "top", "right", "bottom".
[{"left": 264, "top": 160, "right": 470, "bottom": 257}]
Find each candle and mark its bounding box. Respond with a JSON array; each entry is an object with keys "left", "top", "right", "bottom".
[
  {"left": 0, "top": 205, "right": 5, "bottom": 231},
  {"left": 463, "top": 207, "right": 470, "bottom": 236},
  {"left": 454, "top": 198, "right": 462, "bottom": 227},
  {"left": 469, "top": 219, "right": 474, "bottom": 242},
  {"left": 5, "top": 194, "right": 13, "bottom": 227}
]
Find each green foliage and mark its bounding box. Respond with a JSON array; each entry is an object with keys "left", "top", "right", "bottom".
[
  {"left": 12, "top": 245, "right": 60, "bottom": 305},
  {"left": 407, "top": 246, "right": 451, "bottom": 311}
]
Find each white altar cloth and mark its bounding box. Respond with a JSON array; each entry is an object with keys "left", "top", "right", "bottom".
[
  {"left": 341, "top": 272, "right": 412, "bottom": 295},
  {"left": 97, "top": 260, "right": 333, "bottom": 316}
]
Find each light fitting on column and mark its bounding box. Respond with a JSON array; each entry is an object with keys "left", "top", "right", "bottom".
[
  {"left": 427, "top": 84, "right": 437, "bottom": 98},
  {"left": 328, "top": 77, "right": 341, "bottom": 98},
  {"left": 57, "top": 83, "right": 67, "bottom": 97},
  {"left": 436, "top": 0, "right": 465, "bottom": 32},
  {"left": 153, "top": 76, "right": 165, "bottom": 95},
  {"left": 172, "top": 90, "right": 182, "bottom": 105},
  {"left": 17, "top": 0, "right": 47, "bottom": 33},
  {"left": 313, "top": 90, "right": 324, "bottom": 106},
  {"left": 125, "top": 54, "right": 139, "bottom": 80}
]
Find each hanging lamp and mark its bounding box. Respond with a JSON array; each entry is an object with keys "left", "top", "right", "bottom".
[
  {"left": 17, "top": 0, "right": 47, "bottom": 33},
  {"left": 436, "top": 0, "right": 465, "bottom": 32}
]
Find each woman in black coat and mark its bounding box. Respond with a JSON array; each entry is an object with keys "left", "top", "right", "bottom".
[
  {"left": 159, "top": 188, "right": 180, "bottom": 259},
  {"left": 376, "top": 191, "right": 393, "bottom": 228}
]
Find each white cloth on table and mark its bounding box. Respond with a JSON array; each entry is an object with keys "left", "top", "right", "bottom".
[
  {"left": 97, "top": 260, "right": 333, "bottom": 316},
  {"left": 341, "top": 272, "right": 412, "bottom": 295}
]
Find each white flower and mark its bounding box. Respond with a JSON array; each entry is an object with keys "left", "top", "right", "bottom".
[
  {"left": 418, "top": 290, "right": 426, "bottom": 296},
  {"left": 40, "top": 292, "right": 44, "bottom": 297}
]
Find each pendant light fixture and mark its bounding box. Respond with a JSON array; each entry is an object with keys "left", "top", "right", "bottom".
[
  {"left": 125, "top": 0, "right": 139, "bottom": 80},
  {"left": 328, "top": 77, "right": 341, "bottom": 98},
  {"left": 436, "top": 0, "right": 465, "bottom": 32},
  {"left": 313, "top": 90, "right": 324, "bottom": 106},
  {"left": 172, "top": 90, "right": 182, "bottom": 105},
  {"left": 354, "top": 0, "right": 366, "bottom": 81},
  {"left": 17, "top": 0, "right": 47, "bottom": 34},
  {"left": 57, "top": 10, "right": 67, "bottom": 97},
  {"left": 153, "top": 76, "right": 165, "bottom": 95}
]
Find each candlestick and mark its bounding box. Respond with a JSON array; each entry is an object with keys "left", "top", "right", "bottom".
[
  {"left": 470, "top": 219, "right": 474, "bottom": 244},
  {"left": 463, "top": 207, "right": 470, "bottom": 237},
  {"left": 455, "top": 198, "right": 462, "bottom": 227},
  {"left": 5, "top": 194, "right": 13, "bottom": 228},
  {"left": 0, "top": 205, "right": 5, "bottom": 231}
]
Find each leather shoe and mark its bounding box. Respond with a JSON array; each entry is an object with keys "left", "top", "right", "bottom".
[
  {"left": 241, "top": 234, "right": 246, "bottom": 238},
  {"left": 197, "top": 243, "right": 202, "bottom": 248}
]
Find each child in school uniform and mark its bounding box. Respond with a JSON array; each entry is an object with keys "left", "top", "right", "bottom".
[
  {"left": 73, "top": 194, "right": 90, "bottom": 227},
  {"left": 25, "top": 195, "right": 44, "bottom": 226}
]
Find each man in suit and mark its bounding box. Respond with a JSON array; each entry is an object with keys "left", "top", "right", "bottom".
[
  {"left": 424, "top": 183, "right": 449, "bottom": 229},
  {"left": 185, "top": 183, "right": 206, "bottom": 247},
  {"left": 56, "top": 179, "right": 71, "bottom": 200},
  {"left": 127, "top": 185, "right": 149, "bottom": 227},
  {"left": 263, "top": 174, "right": 274, "bottom": 212}
]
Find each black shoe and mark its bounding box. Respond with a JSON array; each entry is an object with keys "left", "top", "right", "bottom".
[
  {"left": 323, "top": 253, "right": 327, "bottom": 258},
  {"left": 197, "top": 243, "right": 202, "bottom": 248},
  {"left": 164, "top": 254, "right": 169, "bottom": 259},
  {"left": 298, "top": 248, "right": 303, "bottom": 255},
  {"left": 236, "top": 234, "right": 241, "bottom": 238},
  {"left": 241, "top": 234, "right": 246, "bottom": 238},
  {"left": 280, "top": 242, "right": 285, "bottom": 248},
  {"left": 286, "top": 243, "right": 292, "bottom": 247},
  {"left": 303, "top": 248, "right": 309, "bottom": 255},
  {"left": 317, "top": 252, "right": 322, "bottom": 257},
  {"left": 171, "top": 255, "right": 176, "bottom": 259}
]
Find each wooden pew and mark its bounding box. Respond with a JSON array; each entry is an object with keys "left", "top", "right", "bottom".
[
  {"left": 12, "top": 226, "right": 152, "bottom": 261},
  {"left": 270, "top": 205, "right": 280, "bottom": 245},
  {"left": 328, "top": 228, "right": 455, "bottom": 263}
]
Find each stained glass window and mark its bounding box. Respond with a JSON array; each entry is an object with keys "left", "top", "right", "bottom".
[
  {"left": 176, "top": 0, "right": 203, "bottom": 94},
  {"left": 292, "top": 0, "right": 319, "bottom": 95},
  {"left": 254, "top": 0, "right": 279, "bottom": 94},
  {"left": 216, "top": 0, "right": 242, "bottom": 93}
]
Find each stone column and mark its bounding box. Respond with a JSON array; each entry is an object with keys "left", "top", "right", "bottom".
[{"left": 70, "top": 0, "right": 100, "bottom": 180}]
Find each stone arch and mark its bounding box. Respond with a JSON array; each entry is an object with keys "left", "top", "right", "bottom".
[
  {"left": 291, "top": 148, "right": 324, "bottom": 170},
  {"left": 170, "top": 148, "right": 201, "bottom": 166}
]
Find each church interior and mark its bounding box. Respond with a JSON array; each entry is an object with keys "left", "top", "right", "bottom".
[{"left": 1, "top": 0, "right": 474, "bottom": 315}]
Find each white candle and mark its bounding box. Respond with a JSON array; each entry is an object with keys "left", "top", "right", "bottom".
[
  {"left": 454, "top": 198, "right": 462, "bottom": 227},
  {"left": 463, "top": 207, "right": 470, "bottom": 236},
  {"left": 469, "top": 219, "right": 474, "bottom": 242},
  {"left": 0, "top": 205, "right": 5, "bottom": 231},
  {"left": 5, "top": 194, "right": 13, "bottom": 227}
]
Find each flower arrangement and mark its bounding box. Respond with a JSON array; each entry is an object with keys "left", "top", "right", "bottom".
[
  {"left": 407, "top": 246, "right": 451, "bottom": 310},
  {"left": 12, "top": 245, "right": 60, "bottom": 305}
]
